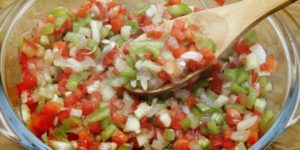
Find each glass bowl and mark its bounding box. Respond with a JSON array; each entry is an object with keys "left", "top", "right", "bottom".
[{"left": 0, "top": 0, "right": 299, "bottom": 149}]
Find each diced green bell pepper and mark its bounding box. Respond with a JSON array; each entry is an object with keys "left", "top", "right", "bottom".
[
  {"left": 50, "top": 7, "right": 70, "bottom": 17},
  {"left": 225, "top": 103, "right": 245, "bottom": 113},
  {"left": 167, "top": 3, "right": 193, "bottom": 16},
  {"left": 126, "top": 56, "right": 136, "bottom": 69},
  {"left": 164, "top": 129, "right": 175, "bottom": 141},
  {"left": 191, "top": 106, "right": 203, "bottom": 120},
  {"left": 101, "top": 124, "right": 118, "bottom": 141},
  {"left": 207, "top": 120, "right": 220, "bottom": 135},
  {"left": 181, "top": 117, "right": 191, "bottom": 130},
  {"left": 41, "top": 24, "right": 54, "bottom": 35},
  {"left": 260, "top": 110, "right": 274, "bottom": 133},
  {"left": 52, "top": 127, "right": 67, "bottom": 141},
  {"left": 196, "top": 39, "right": 216, "bottom": 53},
  {"left": 230, "top": 83, "right": 248, "bottom": 94},
  {"left": 243, "top": 30, "right": 257, "bottom": 45},
  {"left": 40, "top": 35, "right": 50, "bottom": 46},
  {"left": 86, "top": 106, "right": 110, "bottom": 123},
  {"left": 246, "top": 87, "right": 258, "bottom": 109},
  {"left": 61, "top": 117, "right": 82, "bottom": 130},
  {"left": 198, "top": 137, "right": 211, "bottom": 149},
  {"left": 66, "top": 74, "right": 81, "bottom": 91},
  {"left": 129, "top": 40, "right": 164, "bottom": 58},
  {"left": 54, "top": 16, "right": 68, "bottom": 30},
  {"left": 119, "top": 145, "right": 132, "bottom": 150},
  {"left": 120, "top": 70, "right": 137, "bottom": 80}
]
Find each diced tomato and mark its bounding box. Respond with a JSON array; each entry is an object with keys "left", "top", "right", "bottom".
[
  {"left": 95, "top": 1, "right": 107, "bottom": 19},
  {"left": 131, "top": 100, "right": 140, "bottom": 111},
  {"left": 144, "top": 50, "right": 153, "bottom": 60},
  {"left": 247, "top": 130, "right": 259, "bottom": 147},
  {"left": 26, "top": 99, "right": 38, "bottom": 113},
  {"left": 237, "top": 93, "right": 247, "bottom": 105},
  {"left": 107, "top": 1, "right": 119, "bottom": 10},
  {"left": 58, "top": 79, "right": 67, "bottom": 95},
  {"left": 185, "top": 95, "right": 197, "bottom": 108},
  {"left": 17, "top": 71, "right": 37, "bottom": 95},
  {"left": 141, "top": 117, "right": 154, "bottom": 130},
  {"left": 260, "top": 54, "right": 277, "bottom": 72},
  {"left": 156, "top": 116, "right": 166, "bottom": 129},
  {"left": 88, "top": 121, "right": 102, "bottom": 134},
  {"left": 168, "top": 46, "right": 187, "bottom": 58},
  {"left": 128, "top": 137, "right": 139, "bottom": 149},
  {"left": 110, "top": 97, "right": 125, "bottom": 112},
  {"left": 40, "top": 101, "right": 62, "bottom": 118},
  {"left": 76, "top": 2, "right": 92, "bottom": 18},
  {"left": 115, "top": 86, "right": 125, "bottom": 97},
  {"left": 82, "top": 99, "right": 99, "bottom": 116},
  {"left": 186, "top": 60, "right": 201, "bottom": 72},
  {"left": 30, "top": 113, "right": 54, "bottom": 136},
  {"left": 209, "top": 62, "right": 222, "bottom": 77},
  {"left": 233, "top": 41, "right": 251, "bottom": 55},
  {"left": 209, "top": 135, "right": 224, "bottom": 148},
  {"left": 225, "top": 108, "right": 242, "bottom": 125},
  {"left": 122, "top": 42, "right": 130, "bottom": 54},
  {"left": 67, "top": 133, "right": 79, "bottom": 141},
  {"left": 173, "top": 138, "right": 190, "bottom": 150},
  {"left": 110, "top": 17, "right": 124, "bottom": 32},
  {"left": 53, "top": 18, "right": 72, "bottom": 35},
  {"left": 102, "top": 48, "right": 118, "bottom": 68},
  {"left": 76, "top": 49, "right": 94, "bottom": 61},
  {"left": 171, "top": 20, "right": 186, "bottom": 41},
  {"left": 215, "top": 0, "right": 225, "bottom": 6},
  {"left": 111, "top": 113, "right": 127, "bottom": 127},
  {"left": 252, "top": 71, "right": 259, "bottom": 84},
  {"left": 209, "top": 75, "right": 223, "bottom": 95},
  {"left": 223, "top": 128, "right": 232, "bottom": 141},
  {"left": 185, "top": 24, "right": 200, "bottom": 40},
  {"left": 184, "top": 129, "right": 201, "bottom": 141},
  {"left": 77, "top": 129, "right": 95, "bottom": 150},
  {"left": 20, "top": 38, "right": 38, "bottom": 58},
  {"left": 171, "top": 111, "right": 186, "bottom": 130},
  {"left": 56, "top": 109, "right": 71, "bottom": 125},
  {"left": 44, "top": 15, "right": 56, "bottom": 24},
  {"left": 223, "top": 139, "right": 235, "bottom": 150},
  {"left": 165, "top": 0, "right": 181, "bottom": 6},
  {"left": 112, "top": 130, "right": 129, "bottom": 147},
  {"left": 147, "top": 30, "right": 163, "bottom": 39},
  {"left": 52, "top": 41, "right": 69, "bottom": 58}
]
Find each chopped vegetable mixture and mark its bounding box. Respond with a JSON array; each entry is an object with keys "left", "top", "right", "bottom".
[{"left": 17, "top": 0, "right": 278, "bottom": 150}]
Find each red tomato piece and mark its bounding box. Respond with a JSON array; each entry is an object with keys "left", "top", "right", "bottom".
[
  {"left": 67, "top": 133, "right": 79, "bottom": 141},
  {"left": 76, "top": 2, "right": 92, "bottom": 18},
  {"left": 158, "top": 70, "right": 172, "bottom": 81},
  {"left": 30, "top": 113, "right": 54, "bottom": 136},
  {"left": 165, "top": 0, "right": 182, "bottom": 6},
  {"left": 88, "top": 121, "right": 102, "bottom": 134},
  {"left": 77, "top": 129, "right": 95, "bottom": 150},
  {"left": 112, "top": 130, "right": 129, "bottom": 147},
  {"left": 260, "top": 54, "right": 277, "bottom": 72},
  {"left": 209, "top": 75, "right": 224, "bottom": 95},
  {"left": 110, "top": 17, "right": 124, "bottom": 32},
  {"left": 215, "top": 0, "right": 225, "bottom": 6},
  {"left": 40, "top": 102, "right": 61, "bottom": 118},
  {"left": 171, "top": 20, "right": 186, "bottom": 41},
  {"left": 147, "top": 30, "right": 163, "bottom": 39},
  {"left": 171, "top": 111, "right": 186, "bottom": 130},
  {"left": 184, "top": 129, "right": 201, "bottom": 141},
  {"left": 186, "top": 95, "right": 197, "bottom": 108},
  {"left": 82, "top": 99, "right": 99, "bottom": 116},
  {"left": 111, "top": 113, "right": 127, "bottom": 127},
  {"left": 56, "top": 109, "right": 71, "bottom": 125},
  {"left": 252, "top": 71, "right": 259, "bottom": 84},
  {"left": 209, "top": 135, "right": 224, "bottom": 148},
  {"left": 76, "top": 49, "right": 94, "bottom": 61},
  {"left": 173, "top": 138, "right": 190, "bottom": 150},
  {"left": 102, "top": 48, "right": 118, "bottom": 68},
  {"left": 26, "top": 99, "right": 38, "bottom": 113},
  {"left": 233, "top": 41, "right": 251, "bottom": 55},
  {"left": 225, "top": 108, "right": 243, "bottom": 125},
  {"left": 52, "top": 41, "right": 70, "bottom": 58}
]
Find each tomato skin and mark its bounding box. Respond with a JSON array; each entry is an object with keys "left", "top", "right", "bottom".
[
  {"left": 112, "top": 130, "right": 129, "bottom": 147},
  {"left": 88, "top": 121, "right": 102, "bottom": 134},
  {"left": 30, "top": 113, "right": 54, "bottom": 136},
  {"left": 102, "top": 48, "right": 118, "bottom": 68},
  {"left": 110, "top": 17, "right": 124, "bottom": 32},
  {"left": 156, "top": 116, "right": 166, "bottom": 129},
  {"left": 171, "top": 111, "right": 186, "bottom": 130},
  {"left": 209, "top": 75, "right": 224, "bottom": 95},
  {"left": 173, "top": 138, "right": 190, "bottom": 150},
  {"left": 225, "top": 108, "right": 243, "bottom": 125},
  {"left": 141, "top": 117, "right": 154, "bottom": 130},
  {"left": 233, "top": 41, "right": 251, "bottom": 55},
  {"left": 186, "top": 95, "right": 197, "bottom": 108},
  {"left": 40, "top": 101, "right": 61, "bottom": 118},
  {"left": 17, "top": 71, "right": 37, "bottom": 95},
  {"left": 260, "top": 54, "right": 277, "bottom": 72},
  {"left": 26, "top": 100, "right": 38, "bottom": 113},
  {"left": 82, "top": 99, "right": 99, "bottom": 116},
  {"left": 158, "top": 70, "right": 172, "bottom": 81},
  {"left": 77, "top": 129, "right": 95, "bottom": 150}
]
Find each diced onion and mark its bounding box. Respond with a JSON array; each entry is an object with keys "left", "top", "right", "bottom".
[
  {"left": 159, "top": 112, "right": 172, "bottom": 127},
  {"left": 142, "top": 60, "right": 163, "bottom": 73},
  {"left": 21, "top": 104, "right": 31, "bottom": 123},
  {"left": 124, "top": 115, "right": 141, "bottom": 132},
  {"left": 49, "top": 140, "right": 73, "bottom": 150},
  {"left": 101, "top": 84, "right": 116, "bottom": 101},
  {"left": 134, "top": 103, "right": 152, "bottom": 119},
  {"left": 90, "top": 20, "right": 102, "bottom": 42},
  {"left": 99, "top": 142, "right": 117, "bottom": 150},
  {"left": 235, "top": 143, "right": 247, "bottom": 150},
  {"left": 78, "top": 27, "right": 92, "bottom": 37},
  {"left": 180, "top": 51, "right": 203, "bottom": 61},
  {"left": 70, "top": 108, "right": 83, "bottom": 118},
  {"left": 237, "top": 116, "right": 258, "bottom": 131},
  {"left": 87, "top": 81, "right": 101, "bottom": 94},
  {"left": 140, "top": 79, "right": 148, "bottom": 91},
  {"left": 231, "top": 130, "right": 250, "bottom": 142},
  {"left": 246, "top": 53, "right": 259, "bottom": 71},
  {"left": 250, "top": 44, "right": 266, "bottom": 65},
  {"left": 121, "top": 26, "right": 132, "bottom": 39},
  {"left": 146, "top": 104, "right": 165, "bottom": 117},
  {"left": 212, "top": 95, "right": 229, "bottom": 108}
]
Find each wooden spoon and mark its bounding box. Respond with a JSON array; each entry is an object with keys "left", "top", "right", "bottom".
[{"left": 126, "top": 0, "right": 297, "bottom": 95}]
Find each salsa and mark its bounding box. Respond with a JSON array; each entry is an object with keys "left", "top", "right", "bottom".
[{"left": 17, "top": 0, "right": 277, "bottom": 150}]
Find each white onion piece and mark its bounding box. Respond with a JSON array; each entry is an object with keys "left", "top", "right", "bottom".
[
  {"left": 99, "top": 143, "right": 117, "bottom": 150},
  {"left": 130, "top": 80, "right": 137, "bottom": 88},
  {"left": 161, "top": 51, "right": 175, "bottom": 61},
  {"left": 135, "top": 60, "right": 144, "bottom": 70},
  {"left": 81, "top": 56, "right": 96, "bottom": 70},
  {"left": 21, "top": 104, "right": 31, "bottom": 123},
  {"left": 124, "top": 115, "right": 141, "bottom": 132},
  {"left": 121, "top": 26, "right": 132, "bottom": 39},
  {"left": 146, "top": 104, "right": 165, "bottom": 117},
  {"left": 180, "top": 51, "right": 203, "bottom": 61},
  {"left": 90, "top": 20, "right": 102, "bottom": 42},
  {"left": 140, "top": 79, "right": 148, "bottom": 91},
  {"left": 134, "top": 103, "right": 152, "bottom": 119},
  {"left": 87, "top": 81, "right": 101, "bottom": 94},
  {"left": 115, "top": 58, "right": 130, "bottom": 72},
  {"left": 237, "top": 116, "right": 258, "bottom": 131},
  {"left": 250, "top": 44, "right": 266, "bottom": 65},
  {"left": 70, "top": 108, "right": 83, "bottom": 118},
  {"left": 146, "top": 5, "right": 156, "bottom": 17},
  {"left": 21, "top": 91, "right": 29, "bottom": 103},
  {"left": 235, "top": 143, "right": 247, "bottom": 150},
  {"left": 101, "top": 84, "right": 116, "bottom": 101},
  {"left": 78, "top": 27, "right": 92, "bottom": 37},
  {"left": 142, "top": 60, "right": 163, "bottom": 73},
  {"left": 137, "top": 71, "right": 152, "bottom": 81},
  {"left": 159, "top": 112, "right": 172, "bottom": 127},
  {"left": 91, "top": 4, "right": 100, "bottom": 15},
  {"left": 231, "top": 130, "right": 250, "bottom": 142},
  {"left": 54, "top": 57, "right": 82, "bottom": 72},
  {"left": 167, "top": 37, "right": 180, "bottom": 49},
  {"left": 63, "top": 32, "right": 87, "bottom": 49},
  {"left": 151, "top": 131, "right": 168, "bottom": 150},
  {"left": 152, "top": 3, "right": 164, "bottom": 23},
  {"left": 49, "top": 141, "right": 73, "bottom": 150},
  {"left": 212, "top": 95, "right": 229, "bottom": 108}
]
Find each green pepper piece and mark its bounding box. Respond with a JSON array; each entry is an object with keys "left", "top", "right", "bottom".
[
  {"left": 136, "top": 6, "right": 149, "bottom": 16},
  {"left": 260, "top": 110, "right": 274, "bottom": 133},
  {"left": 230, "top": 83, "right": 248, "bottom": 94},
  {"left": 246, "top": 87, "right": 258, "bottom": 109},
  {"left": 54, "top": 16, "right": 67, "bottom": 30},
  {"left": 41, "top": 24, "right": 54, "bottom": 35},
  {"left": 86, "top": 106, "right": 110, "bottom": 123},
  {"left": 198, "top": 137, "right": 211, "bottom": 149},
  {"left": 243, "top": 30, "right": 257, "bottom": 45},
  {"left": 181, "top": 117, "right": 191, "bottom": 130},
  {"left": 52, "top": 127, "right": 67, "bottom": 141},
  {"left": 101, "top": 117, "right": 111, "bottom": 129},
  {"left": 119, "top": 145, "right": 132, "bottom": 150},
  {"left": 66, "top": 74, "right": 81, "bottom": 91},
  {"left": 50, "top": 7, "right": 70, "bottom": 17},
  {"left": 191, "top": 106, "right": 203, "bottom": 120},
  {"left": 225, "top": 103, "right": 245, "bottom": 113},
  {"left": 224, "top": 68, "right": 239, "bottom": 82},
  {"left": 211, "top": 113, "right": 224, "bottom": 125},
  {"left": 126, "top": 56, "right": 136, "bottom": 69},
  {"left": 101, "top": 124, "right": 118, "bottom": 141},
  {"left": 120, "top": 70, "right": 137, "bottom": 80},
  {"left": 164, "top": 129, "right": 175, "bottom": 141},
  {"left": 40, "top": 35, "right": 50, "bottom": 46},
  {"left": 207, "top": 120, "right": 220, "bottom": 135},
  {"left": 196, "top": 103, "right": 211, "bottom": 114},
  {"left": 207, "top": 90, "right": 218, "bottom": 100},
  {"left": 129, "top": 40, "right": 164, "bottom": 58},
  {"left": 61, "top": 117, "right": 82, "bottom": 130},
  {"left": 196, "top": 39, "right": 216, "bottom": 53},
  {"left": 236, "top": 69, "right": 249, "bottom": 85},
  {"left": 167, "top": 3, "right": 193, "bottom": 16}
]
